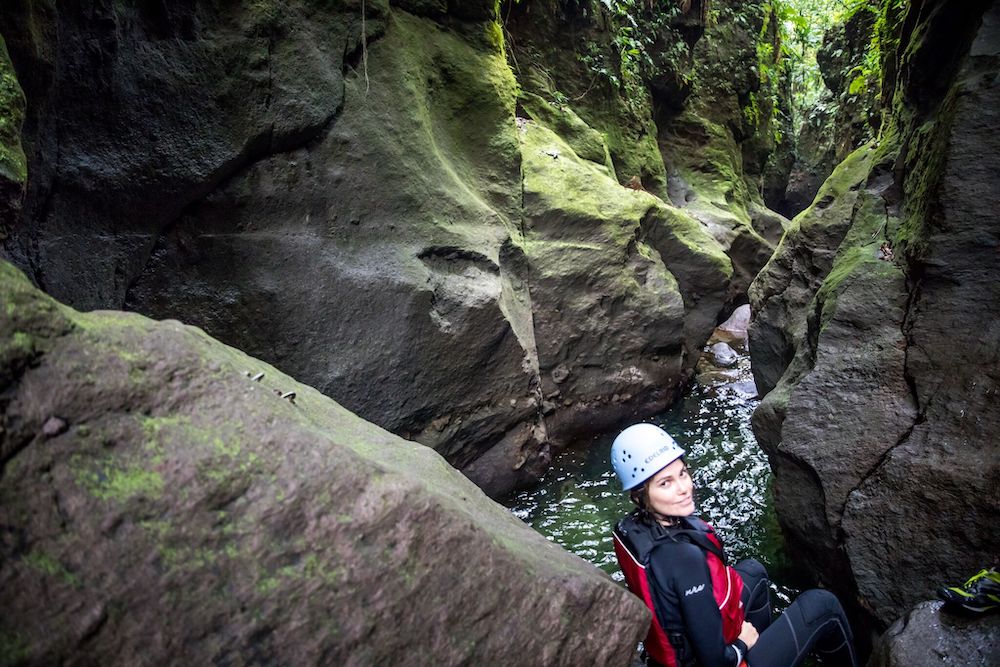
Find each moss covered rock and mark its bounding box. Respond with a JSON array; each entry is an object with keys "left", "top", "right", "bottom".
[
  {"left": 516, "top": 118, "right": 730, "bottom": 441},
  {"left": 748, "top": 0, "right": 1000, "bottom": 630},
  {"left": 0, "top": 259, "right": 649, "bottom": 665},
  {"left": 0, "top": 35, "right": 26, "bottom": 235},
  {"left": 504, "top": 1, "right": 668, "bottom": 195},
  {"left": 656, "top": 0, "right": 790, "bottom": 299},
  {"left": 120, "top": 8, "right": 550, "bottom": 497}
]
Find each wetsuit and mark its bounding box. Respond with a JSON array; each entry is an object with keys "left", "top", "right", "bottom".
[{"left": 614, "top": 512, "right": 860, "bottom": 667}]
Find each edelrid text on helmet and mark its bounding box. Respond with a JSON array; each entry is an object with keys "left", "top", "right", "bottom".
[{"left": 611, "top": 423, "right": 685, "bottom": 491}]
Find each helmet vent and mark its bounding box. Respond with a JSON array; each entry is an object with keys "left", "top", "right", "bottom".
[{"left": 610, "top": 423, "right": 685, "bottom": 491}]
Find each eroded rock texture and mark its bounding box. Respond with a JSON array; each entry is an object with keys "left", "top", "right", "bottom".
[
  {"left": 750, "top": 0, "right": 1000, "bottom": 628},
  {"left": 869, "top": 601, "right": 1000, "bottom": 666},
  {"left": 0, "top": 1, "right": 775, "bottom": 496},
  {"left": 0, "top": 260, "right": 648, "bottom": 666},
  {"left": 653, "top": 0, "right": 792, "bottom": 297}
]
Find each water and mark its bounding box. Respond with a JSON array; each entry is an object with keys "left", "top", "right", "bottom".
[{"left": 508, "top": 329, "right": 799, "bottom": 607}]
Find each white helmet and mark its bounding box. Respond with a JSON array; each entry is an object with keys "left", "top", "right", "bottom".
[{"left": 611, "top": 423, "right": 685, "bottom": 491}]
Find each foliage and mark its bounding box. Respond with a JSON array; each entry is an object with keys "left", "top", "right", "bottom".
[
  {"left": 754, "top": 2, "right": 790, "bottom": 143},
  {"left": 751, "top": 0, "right": 907, "bottom": 150},
  {"left": 578, "top": 0, "right": 687, "bottom": 90},
  {"left": 0, "top": 36, "right": 27, "bottom": 184},
  {"left": 767, "top": 0, "right": 845, "bottom": 130},
  {"left": 843, "top": 0, "right": 906, "bottom": 100}
]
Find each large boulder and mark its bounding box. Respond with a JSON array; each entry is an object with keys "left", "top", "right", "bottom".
[
  {"left": 868, "top": 601, "right": 1000, "bottom": 666},
  {"left": 0, "top": 1, "right": 744, "bottom": 498},
  {"left": 0, "top": 260, "right": 649, "bottom": 665},
  {"left": 749, "top": 0, "right": 1000, "bottom": 629},
  {"left": 508, "top": 120, "right": 730, "bottom": 465}
]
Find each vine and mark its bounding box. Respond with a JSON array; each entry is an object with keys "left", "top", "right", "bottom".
[{"left": 844, "top": 0, "right": 905, "bottom": 98}]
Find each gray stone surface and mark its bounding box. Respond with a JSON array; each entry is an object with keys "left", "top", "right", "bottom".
[
  {"left": 0, "top": 2, "right": 739, "bottom": 498},
  {"left": 868, "top": 601, "right": 1000, "bottom": 667},
  {"left": 0, "top": 260, "right": 649, "bottom": 666},
  {"left": 749, "top": 0, "right": 1000, "bottom": 627},
  {"left": 709, "top": 342, "right": 738, "bottom": 368},
  {"left": 719, "top": 304, "right": 751, "bottom": 334}
]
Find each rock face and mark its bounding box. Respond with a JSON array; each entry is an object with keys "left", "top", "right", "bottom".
[
  {"left": 0, "top": 260, "right": 648, "bottom": 665},
  {"left": 749, "top": 0, "right": 1000, "bottom": 629},
  {"left": 869, "top": 601, "right": 1000, "bottom": 666},
  {"left": 776, "top": 6, "right": 880, "bottom": 218},
  {"left": 0, "top": 35, "right": 26, "bottom": 235},
  {"left": 654, "top": 0, "right": 792, "bottom": 298},
  {"left": 0, "top": 2, "right": 776, "bottom": 496}
]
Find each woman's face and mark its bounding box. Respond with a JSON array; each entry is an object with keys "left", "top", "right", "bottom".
[{"left": 645, "top": 458, "right": 695, "bottom": 517}]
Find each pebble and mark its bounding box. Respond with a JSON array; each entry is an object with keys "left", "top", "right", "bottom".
[{"left": 42, "top": 416, "right": 68, "bottom": 437}]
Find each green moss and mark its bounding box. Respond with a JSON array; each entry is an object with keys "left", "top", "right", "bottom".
[
  {"left": 256, "top": 576, "right": 280, "bottom": 594},
  {"left": 519, "top": 120, "right": 650, "bottom": 223},
  {"left": 353, "top": 10, "right": 521, "bottom": 233},
  {"left": 888, "top": 88, "right": 958, "bottom": 262},
  {"left": 662, "top": 111, "right": 757, "bottom": 228},
  {"left": 76, "top": 458, "right": 164, "bottom": 503},
  {"left": 581, "top": 94, "right": 665, "bottom": 194},
  {"left": 255, "top": 552, "right": 344, "bottom": 595},
  {"left": 212, "top": 436, "right": 240, "bottom": 458},
  {"left": 789, "top": 141, "right": 875, "bottom": 229},
  {"left": 0, "top": 331, "right": 35, "bottom": 359},
  {"left": 0, "top": 36, "right": 26, "bottom": 184},
  {"left": 652, "top": 204, "right": 733, "bottom": 279},
  {"left": 0, "top": 630, "right": 30, "bottom": 666},
  {"left": 519, "top": 91, "right": 614, "bottom": 174},
  {"left": 23, "top": 550, "right": 81, "bottom": 588},
  {"left": 155, "top": 538, "right": 219, "bottom": 574}
]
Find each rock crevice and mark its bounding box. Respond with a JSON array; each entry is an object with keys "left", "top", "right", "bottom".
[{"left": 749, "top": 0, "right": 999, "bottom": 630}]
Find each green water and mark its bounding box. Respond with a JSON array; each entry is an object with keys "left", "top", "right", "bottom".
[{"left": 508, "top": 333, "right": 799, "bottom": 606}]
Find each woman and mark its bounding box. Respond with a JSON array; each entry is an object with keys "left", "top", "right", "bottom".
[{"left": 610, "top": 423, "right": 858, "bottom": 667}]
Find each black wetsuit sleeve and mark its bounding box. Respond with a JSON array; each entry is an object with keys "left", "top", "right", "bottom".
[{"left": 647, "top": 541, "right": 742, "bottom": 667}]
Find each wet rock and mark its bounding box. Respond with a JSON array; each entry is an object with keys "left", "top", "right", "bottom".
[
  {"left": 695, "top": 368, "right": 741, "bottom": 387},
  {"left": 726, "top": 380, "right": 757, "bottom": 399},
  {"left": 0, "top": 260, "right": 649, "bottom": 666},
  {"left": 869, "top": 601, "right": 1000, "bottom": 666},
  {"left": 709, "top": 342, "right": 738, "bottom": 368},
  {"left": 41, "top": 416, "right": 67, "bottom": 437},
  {"left": 718, "top": 304, "right": 751, "bottom": 334}
]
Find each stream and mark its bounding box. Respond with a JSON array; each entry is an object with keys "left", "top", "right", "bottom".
[{"left": 508, "top": 316, "right": 801, "bottom": 608}]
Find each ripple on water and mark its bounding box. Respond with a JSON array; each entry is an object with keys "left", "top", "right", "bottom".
[{"left": 507, "top": 338, "right": 799, "bottom": 608}]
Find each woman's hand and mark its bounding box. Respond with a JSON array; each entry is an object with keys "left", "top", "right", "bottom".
[{"left": 738, "top": 620, "right": 759, "bottom": 650}]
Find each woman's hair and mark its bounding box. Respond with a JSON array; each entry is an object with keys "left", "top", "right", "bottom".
[
  {"left": 629, "top": 484, "right": 650, "bottom": 512},
  {"left": 629, "top": 480, "right": 662, "bottom": 526}
]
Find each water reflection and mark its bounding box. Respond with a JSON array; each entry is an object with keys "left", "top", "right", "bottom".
[{"left": 508, "top": 325, "right": 798, "bottom": 607}]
